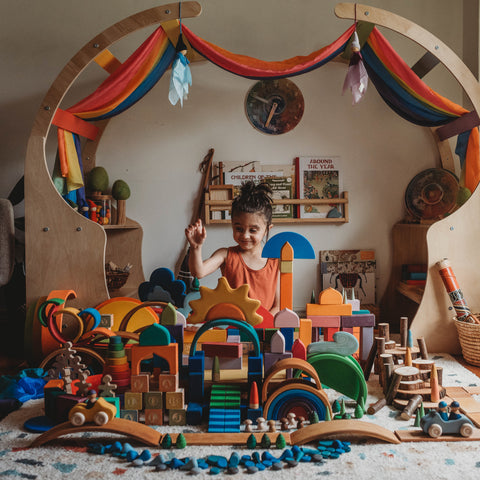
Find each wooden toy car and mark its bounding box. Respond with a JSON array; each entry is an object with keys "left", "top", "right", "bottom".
[
  {"left": 69, "top": 398, "right": 117, "bottom": 426},
  {"left": 420, "top": 410, "right": 474, "bottom": 438}
]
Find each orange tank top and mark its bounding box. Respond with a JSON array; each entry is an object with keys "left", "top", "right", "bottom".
[{"left": 221, "top": 246, "right": 279, "bottom": 311}]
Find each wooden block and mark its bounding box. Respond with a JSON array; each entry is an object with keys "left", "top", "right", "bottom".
[
  {"left": 169, "top": 408, "right": 187, "bottom": 426},
  {"left": 207, "top": 356, "right": 243, "bottom": 370},
  {"left": 144, "top": 408, "right": 163, "bottom": 425},
  {"left": 445, "top": 386, "right": 472, "bottom": 398},
  {"left": 318, "top": 287, "right": 343, "bottom": 305},
  {"left": 124, "top": 391, "right": 143, "bottom": 410},
  {"left": 270, "top": 330, "right": 286, "bottom": 354},
  {"left": 274, "top": 308, "right": 300, "bottom": 328},
  {"left": 144, "top": 391, "right": 163, "bottom": 409},
  {"left": 100, "top": 314, "right": 114, "bottom": 329},
  {"left": 165, "top": 389, "right": 185, "bottom": 410},
  {"left": 183, "top": 329, "right": 227, "bottom": 344},
  {"left": 298, "top": 318, "right": 312, "bottom": 348},
  {"left": 464, "top": 386, "right": 480, "bottom": 395},
  {"left": 131, "top": 374, "right": 149, "bottom": 393},
  {"left": 263, "top": 352, "right": 293, "bottom": 375},
  {"left": 340, "top": 314, "right": 375, "bottom": 328},
  {"left": 306, "top": 303, "right": 353, "bottom": 316},
  {"left": 120, "top": 409, "right": 138, "bottom": 422},
  {"left": 467, "top": 412, "right": 480, "bottom": 428},
  {"left": 202, "top": 342, "right": 242, "bottom": 358},
  {"left": 308, "top": 315, "right": 341, "bottom": 328},
  {"left": 158, "top": 373, "right": 179, "bottom": 392}
]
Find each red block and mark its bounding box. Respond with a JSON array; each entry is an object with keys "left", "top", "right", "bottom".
[{"left": 201, "top": 342, "right": 242, "bottom": 359}]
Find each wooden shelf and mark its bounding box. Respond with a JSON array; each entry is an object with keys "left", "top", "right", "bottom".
[
  {"left": 103, "top": 219, "right": 141, "bottom": 230},
  {"left": 204, "top": 191, "right": 349, "bottom": 224},
  {"left": 396, "top": 282, "right": 425, "bottom": 304}
]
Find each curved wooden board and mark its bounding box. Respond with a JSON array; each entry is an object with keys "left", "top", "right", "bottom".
[
  {"left": 30, "top": 418, "right": 161, "bottom": 447},
  {"left": 334, "top": 3, "right": 480, "bottom": 354},
  {"left": 290, "top": 419, "right": 400, "bottom": 445}
]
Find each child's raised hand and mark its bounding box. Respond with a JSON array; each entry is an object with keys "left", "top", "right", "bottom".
[{"left": 185, "top": 219, "right": 206, "bottom": 249}]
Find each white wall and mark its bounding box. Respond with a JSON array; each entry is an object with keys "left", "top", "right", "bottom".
[{"left": 1, "top": 0, "right": 468, "bottom": 310}]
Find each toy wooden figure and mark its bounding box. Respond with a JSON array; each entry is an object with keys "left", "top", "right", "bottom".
[
  {"left": 438, "top": 401, "right": 449, "bottom": 421},
  {"left": 449, "top": 401, "right": 461, "bottom": 420}
]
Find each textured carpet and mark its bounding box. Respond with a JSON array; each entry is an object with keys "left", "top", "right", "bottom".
[{"left": 1, "top": 354, "right": 480, "bottom": 480}]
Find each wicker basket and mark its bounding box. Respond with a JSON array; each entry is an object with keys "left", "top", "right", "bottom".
[
  {"left": 105, "top": 266, "right": 129, "bottom": 291},
  {"left": 454, "top": 317, "right": 480, "bottom": 366}
]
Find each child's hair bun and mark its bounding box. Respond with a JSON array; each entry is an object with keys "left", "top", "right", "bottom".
[
  {"left": 239, "top": 181, "right": 273, "bottom": 203},
  {"left": 231, "top": 181, "right": 274, "bottom": 227}
]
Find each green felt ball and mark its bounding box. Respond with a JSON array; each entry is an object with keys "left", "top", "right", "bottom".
[{"left": 457, "top": 186, "right": 471, "bottom": 206}]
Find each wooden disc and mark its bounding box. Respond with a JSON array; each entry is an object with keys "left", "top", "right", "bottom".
[{"left": 394, "top": 366, "right": 420, "bottom": 380}]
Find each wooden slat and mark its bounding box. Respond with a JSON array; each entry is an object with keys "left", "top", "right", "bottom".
[
  {"left": 411, "top": 51, "right": 441, "bottom": 78},
  {"left": 435, "top": 110, "right": 480, "bottom": 141}
]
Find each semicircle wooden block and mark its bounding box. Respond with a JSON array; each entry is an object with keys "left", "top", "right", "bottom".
[
  {"left": 262, "top": 357, "right": 322, "bottom": 404},
  {"left": 290, "top": 419, "right": 401, "bottom": 445},
  {"left": 319, "top": 287, "right": 343, "bottom": 305},
  {"left": 30, "top": 418, "right": 161, "bottom": 447},
  {"left": 205, "top": 302, "right": 246, "bottom": 322}
]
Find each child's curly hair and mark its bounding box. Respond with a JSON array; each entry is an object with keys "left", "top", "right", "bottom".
[{"left": 231, "top": 181, "right": 273, "bottom": 227}]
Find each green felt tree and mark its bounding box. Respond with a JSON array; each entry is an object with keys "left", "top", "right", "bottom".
[
  {"left": 354, "top": 403, "right": 364, "bottom": 419},
  {"left": 332, "top": 399, "right": 341, "bottom": 413},
  {"left": 175, "top": 433, "right": 187, "bottom": 449},
  {"left": 246, "top": 433, "right": 257, "bottom": 449},
  {"left": 275, "top": 433, "right": 286, "bottom": 449},
  {"left": 260, "top": 433, "right": 271, "bottom": 449},
  {"left": 161, "top": 433, "right": 172, "bottom": 449},
  {"left": 309, "top": 411, "right": 319, "bottom": 424}
]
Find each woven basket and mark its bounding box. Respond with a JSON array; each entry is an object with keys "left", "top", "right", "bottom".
[
  {"left": 454, "top": 317, "right": 480, "bottom": 366},
  {"left": 106, "top": 268, "right": 129, "bottom": 291}
]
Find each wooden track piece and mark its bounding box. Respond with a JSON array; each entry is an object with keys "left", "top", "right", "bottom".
[
  {"left": 30, "top": 418, "right": 161, "bottom": 447},
  {"left": 290, "top": 419, "right": 400, "bottom": 444},
  {"left": 395, "top": 427, "right": 480, "bottom": 443}
]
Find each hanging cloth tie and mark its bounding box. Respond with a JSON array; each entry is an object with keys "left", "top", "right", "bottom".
[
  {"left": 342, "top": 9, "right": 369, "bottom": 104},
  {"left": 169, "top": 2, "right": 192, "bottom": 107}
]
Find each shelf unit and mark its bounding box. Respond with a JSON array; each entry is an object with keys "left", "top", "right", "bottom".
[
  {"left": 379, "top": 222, "right": 429, "bottom": 329},
  {"left": 204, "top": 191, "right": 349, "bottom": 224}
]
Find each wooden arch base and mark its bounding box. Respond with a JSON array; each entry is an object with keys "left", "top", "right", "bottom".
[
  {"left": 336, "top": 3, "right": 480, "bottom": 354},
  {"left": 290, "top": 419, "right": 400, "bottom": 445},
  {"left": 30, "top": 418, "right": 161, "bottom": 447}
]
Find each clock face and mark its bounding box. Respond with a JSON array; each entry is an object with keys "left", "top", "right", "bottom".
[{"left": 245, "top": 78, "right": 304, "bottom": 135}]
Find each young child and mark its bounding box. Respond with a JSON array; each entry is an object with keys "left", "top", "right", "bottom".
[{"left": 185, "top": 181, "right": 280, "bottom": 314}]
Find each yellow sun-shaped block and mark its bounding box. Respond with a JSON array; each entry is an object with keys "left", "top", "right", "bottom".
[{"left": 187, "top": 277, "right": 263, "bottom": 326}]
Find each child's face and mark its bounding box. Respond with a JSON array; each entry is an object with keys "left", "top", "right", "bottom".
[{"left": 231, "top": 212, "right": 270, "bottom": 252}]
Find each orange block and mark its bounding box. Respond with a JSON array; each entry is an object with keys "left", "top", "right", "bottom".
[
  {"left": 306, "top": 303, "right": 352, "bottom": 316},
  {"left": 298, "top": 318, "right": 312, "bottom": 347},
  {"left": 318, "top": 288, "right": 343, "bottom": 305}
]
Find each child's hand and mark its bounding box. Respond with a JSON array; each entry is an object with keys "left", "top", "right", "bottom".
[{"left": 185, "top": 219, "right": 206, "bottom": 249}]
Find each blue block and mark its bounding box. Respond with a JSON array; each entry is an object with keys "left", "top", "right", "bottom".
[
  {"left": 103, "top": 396, "right": 121, "bottom": 418},
  {"left": 247, "top": 407, "right": 263, "bottom": 422},
  {"left": 188, "top": 351, "right": 205, "bottom": 373},
  {"left": 186, "top": 402, "right": 203, "bottom": 425},
  {"left": 188, "top": 372, "right": 204, "bottom": 402},
  {"left": 280, "top": 327, "right": 294, "bottom": 351}
]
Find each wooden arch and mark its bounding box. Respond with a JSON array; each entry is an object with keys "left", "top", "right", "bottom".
[
  {"left": 336, "top": 3, "right": 480, "bottom": 353},
  {"left": 24, "top": 2, "right": 202, "bottom": 309}
]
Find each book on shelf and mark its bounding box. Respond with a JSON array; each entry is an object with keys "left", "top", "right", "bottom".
[
  {"left": 223, "top": 170, "right": 294, "bottom": 219},
  {"left": 294, "top": 155, "right": 342, "bottom": 218},
  {"left": 320, "top": 249, "right": 376, "bottom": 305}
]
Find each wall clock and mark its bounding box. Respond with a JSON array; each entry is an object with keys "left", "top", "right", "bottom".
[{"left": 245, "top": 78, "right": 304, "bottom": 135}]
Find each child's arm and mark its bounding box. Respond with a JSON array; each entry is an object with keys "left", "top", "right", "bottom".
[{"left": 185, "top": 219, "right": 227, "bottom": 279}]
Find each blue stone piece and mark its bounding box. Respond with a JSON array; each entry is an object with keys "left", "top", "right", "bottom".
[
  {"left": 252, "top": 452, "right": 261, "bottom": 464},
  {"left": 300, "top": 455, "right": 311, "bottom": 462},
  {"left": 285, "top": 459, "right": 298, "bottom": 468},
  {"left": 330, "top": 452, "right": 340, "bottom": 459},
  {"left": 240, "top": 455, "right": 252, "bottom": 465},
  {"left": 333, "top": 440, "right": 343, "bottom": 449},
  {"left": 318, "top": 440, "right": 334, "bottom": 447},
  {"left": 246, "top": 466, "right": 259, "bottom": 474},
  {"left": 112, "top": 441, "right": 123, "bottom": 452},
  {"left": 228, "top": 467, "right": 239, "bottom": 474},
  {"left": 138, "top": 450, "right": 151, "bottom": 461},
  {"left": 122, "top": 442, "right": 134, "bottom": 453},
  {"left": 244, "top": 460, "right": 255, "bottom": 468},
  {"left": 146, "top": 455, "right": 165, "bottom": 467},
  {"left": 311, "top": 454, "right": 325, "bottom": 463},
  {"left": 197, "top": 459, "right": 209, "bottom": 469},
  {"left": 126, "top": 450, "right": 139, "bottom": 462},
  {"left": 210, "top": 466, "right": 222, "bottom": 475},
  {"left": 271, "top": 462, "right": 283, "bottom": 470},
  {"left": 279, "top": 449, "right": 293, "bottom": 461},
  {"left": 300, "top": 448, "right": 318, "bottom": 455},
  {"left": 255, "top": 463, "right": 266, "bottom": 471},
  {"left": 155, "top": 463, "right": 168, "bottom": 471},
  {"left": 261, "top": 451, "right": 276, "bottom": 462},
  {"left": 190, "top": 467, "right": 202, "bottom": 475},
  {"left": 132, "top": 459, "right": 144, "bottom": 467},
  {"left": 262, "top": 460, "right": 272, "bottom": 468},
  {"left": 228, "top": 452, "right": 240, "bottom": 468},
  {"left": 170, "top": 458, "right": 185, "bottom": 469}
]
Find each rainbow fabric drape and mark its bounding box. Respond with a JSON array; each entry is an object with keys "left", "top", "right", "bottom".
[
  {"left": 57, "top": 21, "right": 480, "bottom": 197},
  {"left": 361, "top": 27, "right": 479, "bottom": 191}
]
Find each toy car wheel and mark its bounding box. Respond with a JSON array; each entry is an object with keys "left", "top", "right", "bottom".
[
  {"left": 428, "top": 423, "right": 442, "bottom": 438},
  {"left": 94, "top": 411, "right": 109, "bottom": 426},
  {"left": 70, "top": 412, "right": 86, "bottom": 426},
  {"left": 460, "top": 423, "right": 473, "bottom": 437}
]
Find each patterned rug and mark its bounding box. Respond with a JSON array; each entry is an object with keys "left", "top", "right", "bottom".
[{"left": 1, "top": 354, "right": 480, "bottom": 480}]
